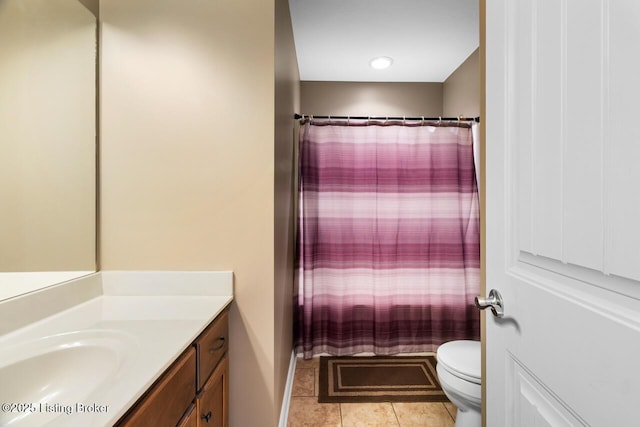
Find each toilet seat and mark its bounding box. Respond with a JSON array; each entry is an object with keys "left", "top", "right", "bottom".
[{"left": 436, "top": 340, "right": 481, "bottom": 384}]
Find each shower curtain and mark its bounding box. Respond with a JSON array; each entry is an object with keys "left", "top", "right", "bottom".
[{"left": 294, "top": 118, "right": 480, "bottom": 359}]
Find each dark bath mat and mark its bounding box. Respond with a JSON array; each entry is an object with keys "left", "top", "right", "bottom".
[{"left": 318, "top": 355, "right": 450, "bottom": 403}]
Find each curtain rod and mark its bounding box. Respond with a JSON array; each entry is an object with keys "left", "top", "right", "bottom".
[{"left": 293, "top": 113, "right": 480, "bottom": 123}]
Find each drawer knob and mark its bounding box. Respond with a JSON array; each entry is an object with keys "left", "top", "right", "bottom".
[
  {"left": 201, "top": 411, "right": 212, "bottom": 423},
  {"left": 209, "top": 336, "right": 226, "bottom": 354}
]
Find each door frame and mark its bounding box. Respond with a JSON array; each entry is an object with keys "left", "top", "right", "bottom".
[{"left": 479, "top": 0, "right": 487, "bottom": 426}]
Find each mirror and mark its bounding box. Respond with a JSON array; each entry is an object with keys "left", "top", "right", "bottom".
[{"left": 0, "top": 0, "right": 97, "bottom": 300}]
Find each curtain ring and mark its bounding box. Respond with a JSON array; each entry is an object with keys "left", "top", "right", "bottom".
[{"left": 421, "top": 116, "right": 425, "bottom": 126}]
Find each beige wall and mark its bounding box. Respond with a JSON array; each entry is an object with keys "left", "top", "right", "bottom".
[
  {"left": 99, "top": 0, "right": 294, "bottom": 425},
  {"left": 300, "top": 81, "right": 443, "bottom": 116},
  {"left": 0, "top": 0, "right": 96, "bottom": 272},
  {"left": 443, "top": 48, "right": 480, "bottom": 117}
]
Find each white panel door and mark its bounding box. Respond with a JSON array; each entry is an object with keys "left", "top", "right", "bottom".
[{"left": 485, "top": 0, "right": 640, "bottom": 425}]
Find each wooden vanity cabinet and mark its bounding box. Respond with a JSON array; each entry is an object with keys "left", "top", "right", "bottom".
[
  {"left": 116, "top": 309, "right": 229, "bottom": 427},
  {"left": 116, "top": 348, "right": 196, "bottom": 426}
]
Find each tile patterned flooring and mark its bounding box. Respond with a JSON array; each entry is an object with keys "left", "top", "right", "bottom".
[{"left": 287, "top": 357, "right": 457, "bottom": 427}]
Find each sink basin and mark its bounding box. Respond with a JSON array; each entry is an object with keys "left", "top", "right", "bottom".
[{"left": 0, "top": 330, "right": 137, "bottom": 426}]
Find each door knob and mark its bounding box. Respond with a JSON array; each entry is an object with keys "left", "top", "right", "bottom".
[{"left": 475, "top": 289, "right": 504, "bottom": 318}]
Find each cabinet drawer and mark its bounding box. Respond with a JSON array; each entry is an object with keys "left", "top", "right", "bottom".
[
  {"left": 117, "top": 348, "right": 196, "bottom": 427},
  {"left": 195, "top": 310, "right": 228, "bottom": 389},
  {"left": 196, "top": 357, "right": 228, "bottom": 427}
]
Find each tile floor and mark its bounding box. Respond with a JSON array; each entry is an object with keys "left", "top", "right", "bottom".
[{"left": 287, "top": 356, "right": 457, "bottom": 427}]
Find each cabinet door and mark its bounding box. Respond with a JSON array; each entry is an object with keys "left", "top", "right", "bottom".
[
  {"left": 196, "top": 357, "right": 228, "bottom": 427},
  {"left": 177, "top": 403, "right": 197, "bottom": 427}
]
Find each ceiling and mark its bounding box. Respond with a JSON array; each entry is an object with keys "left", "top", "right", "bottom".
[{"left": 289, "top": 0, "right": 479, "bottom": 83}]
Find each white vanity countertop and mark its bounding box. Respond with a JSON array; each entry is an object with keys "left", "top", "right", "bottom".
[{"left": 0, "top": 271, "right": 233, "bottom": 427}]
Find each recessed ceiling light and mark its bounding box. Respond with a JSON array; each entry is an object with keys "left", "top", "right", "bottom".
[{"left": 369, "top": 56, "right": 393, "bottom": 70}]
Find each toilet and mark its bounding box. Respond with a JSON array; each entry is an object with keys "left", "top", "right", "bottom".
[{"left": 436, "top": 340, "right": 481, "bottom": 427}]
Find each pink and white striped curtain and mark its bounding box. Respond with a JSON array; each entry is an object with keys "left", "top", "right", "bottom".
[{"left": 294, "top": 119, "right": 480, "bottom": 359}]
